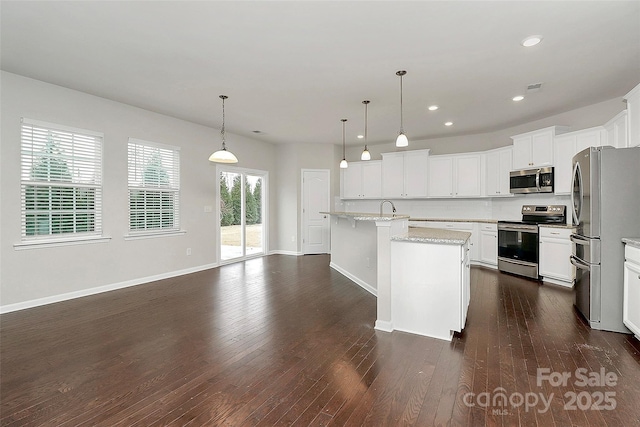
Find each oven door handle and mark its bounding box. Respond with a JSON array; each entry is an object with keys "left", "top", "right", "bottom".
[
  {"left": 570, "top": 255, "right": 591, "bottom": 271},
  {"left": 498, "top": 224, "right": 538, "bottom": 233},
  {"left": 570, "top": 234, "right": 590, "bottom": 246}
]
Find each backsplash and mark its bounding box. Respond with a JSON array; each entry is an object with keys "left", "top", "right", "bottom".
[{"left": 338, "top": 194, "right": 572, "bottom": 224}]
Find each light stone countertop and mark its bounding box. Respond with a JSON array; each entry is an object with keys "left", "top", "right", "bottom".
[
  {"left": 623, "top": 238, "right": 640, "bottom": 249},
  {"left": 538, "top": 224, "right": 576, "bottom": 229},
  {"left": 391, "top": 226, "right": 471, "bottom": 245},
  {"left": 321, "top": 211, "right": 410, "bottom": 221},
  {"left": 409, "top": 218, "right": 498, "bottom": 224}
]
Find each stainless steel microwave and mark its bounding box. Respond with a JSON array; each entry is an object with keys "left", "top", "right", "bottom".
[{"left": 509, "top": 167, "right": 554, "bottom": 194}]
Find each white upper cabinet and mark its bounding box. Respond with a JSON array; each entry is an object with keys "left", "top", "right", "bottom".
[
  {"left": 511, "top": 126, "right": 569, "bottom": 170},
  {"left": 427, "top": 156, "right": 453, "bottom": 197},
  {"left": 361, "top": 161, "right": 383, "bottom": 198},
  {"left": 381, "top": 149, "right": 430, "bottom": 198},
  {"left": 624, "top": 83, "right": 640, "bottom": 147},
  {"left": 341, "top": 160, "right": 382, "bottom": 199},
  {"left": 428, "top": 153, "right": 482, "bottom": 198},
  {"left": 485, "top": 146, "right": 512, "bottom": 197},
  {"left": 604, "top": 110, "right": 628, "bottom": 149},
  {"left": 553, "top": 127, "right": 605, "bottom": 195}
]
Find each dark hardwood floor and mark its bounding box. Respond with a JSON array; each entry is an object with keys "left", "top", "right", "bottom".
[{"left": 1, "top": 254, "right": 639, "bottom": 426}]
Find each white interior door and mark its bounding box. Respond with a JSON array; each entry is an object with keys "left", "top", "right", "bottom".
[{"left": 302, "top": 169, "right": 330, "bottom": 254}]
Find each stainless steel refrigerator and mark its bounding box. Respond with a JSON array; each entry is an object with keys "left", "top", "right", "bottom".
[{"left": 570, "top": 146, "right": 640, "bottom": 333}]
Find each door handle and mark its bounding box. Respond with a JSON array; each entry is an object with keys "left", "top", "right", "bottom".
[
  {"left": 570, "top": 234, "right": 590, "bottom": 246},
  {"left": 570, "top": 255, "right": 591, "bottom": 271}
]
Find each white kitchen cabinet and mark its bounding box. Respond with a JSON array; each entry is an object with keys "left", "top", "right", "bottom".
[
  {"left": 427, "top": 153, "right": 482, "bottom": 198},
  {"left": 485, "top": 147, "right": 512, "bottom": 197},
  {"left": 553, "top": 127, "right": 606, "bottom": 195},
  {"left": 623, "top": 244, "right": 640, "bottom": 339},
  {"left": 624, "top": 83, "right": 640, "bottom": 147},
  {"left": 539, "top": 226, "right": 575, "bottom": 286},
  {"left": 341, "top": 160, "right": 382, "bottom": 199},
  {"left": 381, "top": 149, "right": 430, "bottom": 198},
  {"left": 511, "top": 126, "right": 569, "bottom": 170},
  {"left": 604, "top": 110, "right": 628, "bottom": 149},
  {"left": 390, "top": 239, "right": 470, "bottom": 341},
  {"left": 479, "top": 223, "right": 498, "bottom": 266},
  {"left": 426, "top": 156, "right": 453, "bottom": 197}
]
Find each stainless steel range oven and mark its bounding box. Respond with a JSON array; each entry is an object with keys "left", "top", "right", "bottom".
[{"left": 498, "top": 205, "right": 566, "bottom": 279}]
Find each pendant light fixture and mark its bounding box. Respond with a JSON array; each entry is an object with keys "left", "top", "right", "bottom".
[
  {"left": 361, "top": 100, "right": 371, "bottom": 161},
  {"left": 339, "top": 118, "right": 348, "bottom": 169},
  {"left": 395, "top": 70, "right": 409, "bottom": 147},
  {"left": 209, "top": 95, "right": 238, "bottom": 163}
]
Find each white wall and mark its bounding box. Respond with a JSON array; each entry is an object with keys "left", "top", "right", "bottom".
[{"left": 0, "top": 72, "right": 277, "bottom": 308}]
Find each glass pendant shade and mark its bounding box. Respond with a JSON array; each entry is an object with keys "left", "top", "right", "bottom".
[
  {"left": 209, "top": 148, "right": 238, "bottom": 163},
  {"left": 209, "top": 95, "right": 238, "bottom": 164},
  {"left": 340, "top": 158, "right": 348, "bottom": 168},
  {"left": 361, "top": 147, "right": 371, "bottom": 160},
  {"left": 395, "top": 132, "right": 409, "bottom": 147}
]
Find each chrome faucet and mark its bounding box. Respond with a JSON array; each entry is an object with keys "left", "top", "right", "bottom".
[{"left": 380, "top": 200, "right": 397, "bottom": 216}]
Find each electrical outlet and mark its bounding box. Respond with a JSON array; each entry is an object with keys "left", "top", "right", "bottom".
[
  {"left": 186, "top": 248, "right": 192, "bottom": 256},
  {"left": 204, "top": 205, "right": 213, "bottom": 213},
  {"left": 291, "top": 235, "right": 296, "bottom": 242},
  {"left": 366, "top": 257, "right": 370, "bottom": 268}
]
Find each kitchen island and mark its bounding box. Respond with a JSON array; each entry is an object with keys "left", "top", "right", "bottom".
[
  {"left": 390, "top": 227, "right": 471, "bottom": 341},
  {"left": 323, "top": 211, "right": 471, "bottom": 341}
]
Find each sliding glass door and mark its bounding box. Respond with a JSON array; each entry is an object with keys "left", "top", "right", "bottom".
[{"left": 218, "top": 167, "right": 266, "bottom": 262}]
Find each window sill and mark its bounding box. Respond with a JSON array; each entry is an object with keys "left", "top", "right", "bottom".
[
  {"left": 14, "top": 236, "right": 112, "bottom": 250},
  {"left": 124, "top": 230, "right": 187, "bottom": 240}
]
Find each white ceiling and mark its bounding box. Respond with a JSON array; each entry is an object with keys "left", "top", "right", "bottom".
[{"left": 2, "top": 1, "right": 639, "bottom": 147}]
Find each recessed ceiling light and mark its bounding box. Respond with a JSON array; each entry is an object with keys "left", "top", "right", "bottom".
[
  {"left": 428, "top": 105, "right": 439, "bottom": 111},
  {"left": 521, "top": 36, "right": 542, "bottom": 47},
  {"left": 444, "top": 121, "right": 453, "bottom": 126},
  {"left": 357, "top": 134, "right": 364, "bottom": 139},
  {"left": 512, "top": 95, "right": 525, "bottom": 102}
]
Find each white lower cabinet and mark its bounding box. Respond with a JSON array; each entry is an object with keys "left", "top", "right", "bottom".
[
  {"left": 479, "top": 223, "right": 498, "bottom": 266},
  {"left": 539, "top": 226, "right": 575, "bottom": 286},
  {"left": 623, "top": 244, "right": 640, "bottom": 339}
]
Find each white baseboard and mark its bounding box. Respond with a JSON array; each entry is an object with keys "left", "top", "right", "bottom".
[
  {"left": 268, "top": 250, "right": 303, "bottom": 256},
  {"left": 471, "top": 260, "right": 498, "bottom": 269},
  {"left": 374, "top": 320, "right": 393, "bottom": 332},
  {"left": 542, "top": 276, "right": 574, "bottom": 288},
  {"left": 0, "top": 262, "right": 219, "bottom": 314},
  {"left": 329, "top": 262, "right": 377, "bottom": 296}
]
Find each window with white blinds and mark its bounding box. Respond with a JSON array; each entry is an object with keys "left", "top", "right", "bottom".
[
  {"left": 128, "top": 138, "right": 180, "bottom": 233},
  {"left": 20, "top": 118, "right": 103, "bottom": 240}
]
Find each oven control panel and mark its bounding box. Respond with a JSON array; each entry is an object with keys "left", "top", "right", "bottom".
[{"left": 522, "top": 205, "right": 566, "bottom": 215}]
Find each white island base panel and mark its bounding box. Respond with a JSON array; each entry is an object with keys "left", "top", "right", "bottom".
[{"left": 388, "top": 239, "right": 470, "bottom": 342}]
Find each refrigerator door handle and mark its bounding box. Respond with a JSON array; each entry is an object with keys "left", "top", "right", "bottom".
[
  {"left": 570, "top": 255, "right": 591, "bottom": 271},
  {"left": 570, "top": 234, "right": 590, "bottom": 246}
]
